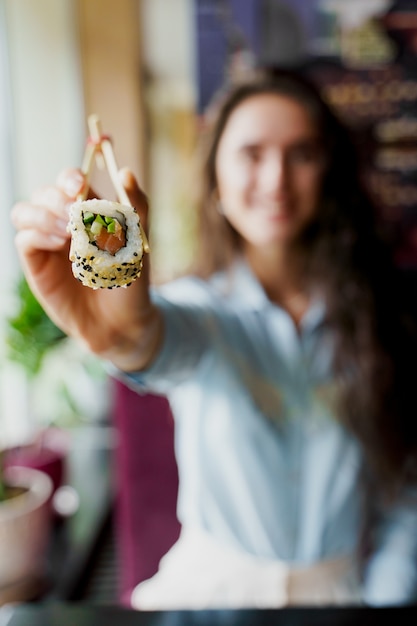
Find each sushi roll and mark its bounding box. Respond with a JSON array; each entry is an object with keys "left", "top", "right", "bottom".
[{"left": 68, "top": 198, "right": 144, "bottom": 289}]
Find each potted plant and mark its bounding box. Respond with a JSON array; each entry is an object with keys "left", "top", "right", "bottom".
[
  {"left": 0, "top": 459, "right": 53, "bottom": 605},
  {"left": 2, "top": 275, "right": 69, "bottom": 496},
  {"left": 0, "top": 277, "right": 64, "bottom": 604}
]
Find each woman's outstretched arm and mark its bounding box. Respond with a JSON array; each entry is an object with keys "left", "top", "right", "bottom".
[{"left": 11, "top": 167, "right": 163, "bottom": 372}]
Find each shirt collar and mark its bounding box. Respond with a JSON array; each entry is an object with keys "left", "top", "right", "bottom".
[
  {"left": 212, "top": 258, "right": 326, "bottom": 332},
  {"left": 211, "top": 258, "right": 270, "bottom": 310}
]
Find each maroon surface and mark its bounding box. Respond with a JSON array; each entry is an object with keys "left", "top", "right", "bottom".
[
  {"left": 4, "top": 428, "right": 69, "bottom": 494},
  {"left": 111, "top": 378, "right": 181, "bottom": 606}
]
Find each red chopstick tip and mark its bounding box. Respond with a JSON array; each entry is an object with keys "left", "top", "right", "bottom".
[{"left": 87, "top": 134, "right": 112, "bottom": 147}]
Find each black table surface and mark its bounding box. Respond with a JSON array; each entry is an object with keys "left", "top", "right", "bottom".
[{"left": 2, "top": 603, "right": 417, "bottom": 626}]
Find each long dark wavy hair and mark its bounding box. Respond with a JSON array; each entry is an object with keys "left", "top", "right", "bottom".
[{"left": 192, "top": 66, "right": 417, "bottom": 497}]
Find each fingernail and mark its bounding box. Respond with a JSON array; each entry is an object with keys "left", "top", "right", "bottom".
[
  {"left": 118, "top": 167, "right": 133, "bottom": 188},
  {"left": 118, "top": 167, "right": 129, "bottom": 179},
  {"left": 63, "top": 173, "right": 84, "bottom": 198},
  {"left": 49, "top": 235, "right": 67, "bottom": 246}
]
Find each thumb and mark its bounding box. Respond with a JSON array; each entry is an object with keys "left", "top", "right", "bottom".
[{"left": 118, "top": 167, "right": 149, "bottom": 235}]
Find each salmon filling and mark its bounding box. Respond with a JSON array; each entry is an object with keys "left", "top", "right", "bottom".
[{"left": 83, "top": 211, "right": 126, "bottom": 255}]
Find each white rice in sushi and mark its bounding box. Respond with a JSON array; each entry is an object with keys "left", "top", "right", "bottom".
[{"left": 68, "top": 198, "right": 144, "bottom": 289}]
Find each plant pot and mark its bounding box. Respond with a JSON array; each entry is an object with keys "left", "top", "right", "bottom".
[
  {"left": 3, "top": 427, "right": 69, "bottom": 496},
  {"left": 0, "top": 466, "right": 53, "bottom": 605}
]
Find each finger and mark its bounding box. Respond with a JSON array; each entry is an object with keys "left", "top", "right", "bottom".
[
  {"left": 30, "top": 186, "right": 72, "bottom": 219},
  {"left": 118, "top": 167, "right": 149, "bottom": 233},
  {"left": 15, "top": 228, "right": 69, "bottom": 256},
  {"left": 56, "top": 168, "right": 86, "bottom": 199},
  {"left": 11, "top": 201, "right": 70, "bottom": 240},
  {"left": 56, "top": 167, "right": 99, "bottom": 201}
]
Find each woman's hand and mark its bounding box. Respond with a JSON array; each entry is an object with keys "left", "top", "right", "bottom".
[{"left": 11, "top": 167, "right": 163, "bottom": 372}]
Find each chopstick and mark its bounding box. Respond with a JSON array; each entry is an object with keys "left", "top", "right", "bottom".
[{"left": 78, "top": 114, "right": 150, "bottom": 253}]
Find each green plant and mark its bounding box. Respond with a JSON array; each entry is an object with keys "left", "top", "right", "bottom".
[{"left": 5, "top": 275, "right": 66, "bottom": 378}]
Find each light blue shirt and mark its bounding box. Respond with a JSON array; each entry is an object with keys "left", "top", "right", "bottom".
[{"left": 123, "top": 260, "right": 417, "bottom": 606}]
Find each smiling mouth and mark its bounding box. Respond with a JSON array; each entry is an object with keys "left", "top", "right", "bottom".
[{"left": 256, "top": 206, "right": 291, "bottom": 220}]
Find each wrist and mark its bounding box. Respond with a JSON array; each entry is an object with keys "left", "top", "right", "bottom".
[{"left": 106, "top": 307, "right": 164, "bottom": 372}]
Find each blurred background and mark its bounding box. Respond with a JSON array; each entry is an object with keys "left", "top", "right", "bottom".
[
  {"left": 0, "top": 0, "right": 417, "bottom": 446},
  {"left": 0, "top": 0, "right": 417, "bottom": 474},
  {"left": 0, "top": 0, "right": 198, "bottom": 445},
  {"left": 1, "top": 0, "right": 417, "bottom": 606}
]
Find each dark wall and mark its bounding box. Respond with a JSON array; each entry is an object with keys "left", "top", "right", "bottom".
[{"left": 193, "top": 0, "right": 417, "bottom": 267}]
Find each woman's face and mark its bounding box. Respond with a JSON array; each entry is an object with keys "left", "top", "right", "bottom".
[{"left": 215, "top": 93, "right": 327, "bottom": 250}]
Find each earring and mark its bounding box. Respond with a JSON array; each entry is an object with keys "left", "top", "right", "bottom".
[
  {"left": 210, "top": 189, "right": 225, "bottom": 216},
  {"left": 216, "top": 200, "right": 225, "bottom": 215}
]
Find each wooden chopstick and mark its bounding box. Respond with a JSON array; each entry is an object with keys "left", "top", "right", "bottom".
[{"left": 78, "top": 114, "right": 150, "bottom": 253}]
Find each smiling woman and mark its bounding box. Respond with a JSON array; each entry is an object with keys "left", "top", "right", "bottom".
[
  {"left": 10, "top": 62, "right": 417, "bottom": 609},
  {"left": 214, "top": 93, "right": 326, "bottom": 250},
  {"left": 5, "top": 0, "right": 417, "bottom": 612}
]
